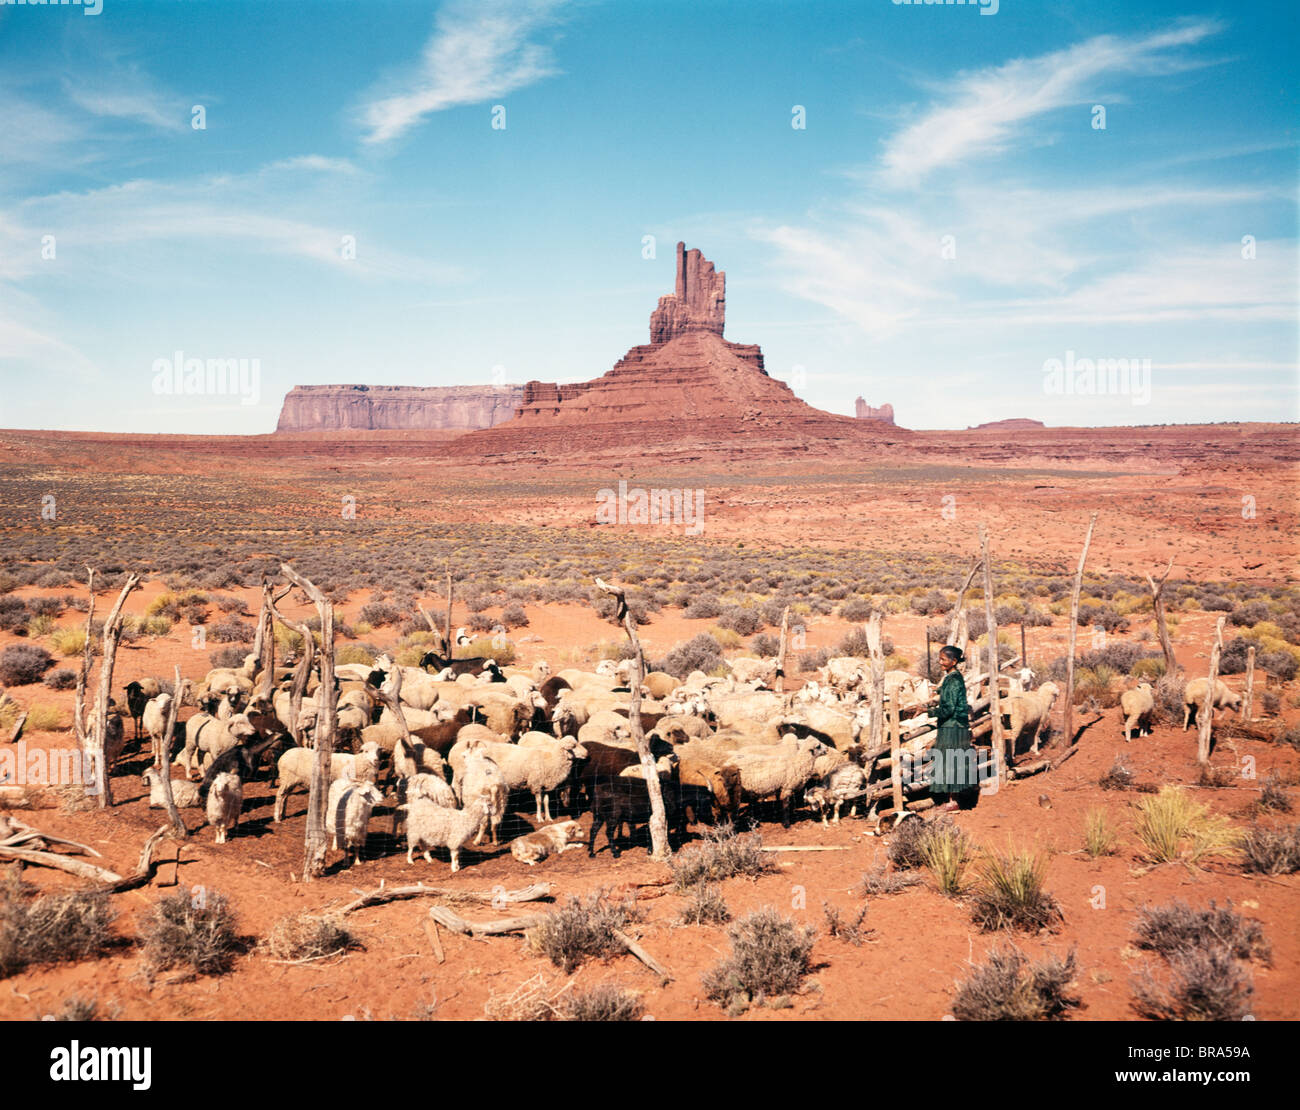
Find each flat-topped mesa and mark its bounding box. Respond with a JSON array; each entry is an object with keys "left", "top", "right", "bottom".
[
  {"left": 648, "top": 242, "right": 726, "bottom": 344},
  {"left": 276, "top": 383, "right": 523, "bottom": 432}
]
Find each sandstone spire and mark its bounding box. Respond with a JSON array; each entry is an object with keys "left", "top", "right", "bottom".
[{"left": 649, "top": 242, "right": 726, "bottom": 344}]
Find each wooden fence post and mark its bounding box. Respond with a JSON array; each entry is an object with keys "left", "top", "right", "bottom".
[
  {"left": 1063, "top": 511, "right": 1098, "bottom": 748},
  {"left": 90, "top": 573, "right": 141, "bottom": 806},
  {"left": 1198, "top": 615, "right": 1225, "bottom": 764},
  {"left": 866, "top": 612, "right": 886, "bottom": 763},
  {"left": 156, "top": 664, "right": 188, "bottom": 836},
  {"left": 1244, "top": 646, "right": 1255, "bottom": 721},
  {"left": 979, "top": 525, "right": 1006, "bottom": 779},
  {"left": 775, "top": 606, "right": 791, "bottom": 693},
  {"left": 1146, "top": 557, "right": 1178, "bottom": 677}
]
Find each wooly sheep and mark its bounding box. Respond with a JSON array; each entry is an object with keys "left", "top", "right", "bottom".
[
  {"left": 642, "top": 671, "right": 680, "bottom": 699},
  {"left": 510, "top": 820, "right": 584, "bottom": 865},
  {"left": 83, "top": 704, "right": 127, "bottom": 769},
  {"left": 723, "top": 734, "right": 826, "bottom": 828},
  {"left": 1182, "top": 678, "right": 1243, "bottom": 730},
  {"left": 207, "top": 771, "right": 243, "bottom": 844},
  {"left": 142, "top": 766, "right": 202, "bottom": 809},
  {"left": 727, "top": 657, "right": 778, "bottom": 688},
  {"left": 177, "top": 713, "right": 258, "bottom": 779},
  {"left": 393, "top": 734, "right": 448, "bottom": 782},
  {"left": 273, "top": 742, "right": 380, "bottom": 822},
  {"left": 141, "top": 692, "right": 175, "bottom": 768},
  {"left": 677, "top": 756, "right": 741, "bottom": 826},
  {"left": 124, "top": 678, "right": 161, "bottom": 739},
  {"left": 326, "top": 778, "right": 385, "bottom": 866},
  {"left": 462, "top": 735, "right": 587, "bottom": 823},
  {"left": 400, "top": 795, "right": 492, "bottom": 871},
  {"left": 1121, "top": 682, "right": 1156, "bottom": 742},
  {"left": 456, "top": 749, "right": 508, "bottom": 846},
  {"left": 1006, "top": 681, "right": 1060, "bottom": 754},
  {"left": 804, "top": 763, "right": 868, "bottom": 826}
]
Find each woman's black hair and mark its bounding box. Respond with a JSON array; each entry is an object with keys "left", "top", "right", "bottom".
[{"left": 939, "top": 645, "right": 965, "bottom": 664}]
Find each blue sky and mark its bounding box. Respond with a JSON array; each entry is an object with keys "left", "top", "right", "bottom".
[{"left": 0, "top": 0, "right": 1295, "bottom": 432}]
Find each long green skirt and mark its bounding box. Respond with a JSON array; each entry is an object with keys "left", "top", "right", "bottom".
[{"left": 930, "top": 721, "right": 978, "bottom": 794}]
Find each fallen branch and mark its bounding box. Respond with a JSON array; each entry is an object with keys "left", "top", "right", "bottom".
[
  {"left": 759, "top": 845, "right": 851, "bottom": 853},
  {"left": 0, "top": 846, "right": 123, "bottom": 884},
  {"left": 338, "top": 881, "right": 553, "bottom": 916},
  {"left": 8, "top": 711, "right": 27, "bottom": 745},
  {"left": 427, "top": 905, "right": 549, "bottom": 936},
  {"left": 423, "top": 917, "right": 445, "bottom": 964},
  {"left": 611, "top": 928, "right": 672, "bottom": 980},
  {"left": 102, "top": 825, "right": 176, "bottom": 893}
]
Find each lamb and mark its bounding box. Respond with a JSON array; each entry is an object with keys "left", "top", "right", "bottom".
[
  {"left": 510, "top": 820, "right": 584, "bottom": 865},
  {"left": 723, "top": 734, "right": 826, "bottom": 827},
  {"left": 804, "top": 763, "right": 868, "bottom": 826},
  {"left": 400, "top": 795, "right": 492, "bottom": 871},
  {"left": 727, "top": 657, "right": 778, "bottom": 688},
  {"left": 124, "top": 678, "right": 161, "bottom": 739},
  {"left": 818, "top": 657, "right": 870, "bottom": 695},
  {"left": 206, "top": 771, "right": 243, "bottom": 844},
  {"left": 1121, "top": 682, "right": 1156, "bottom": 742},
  {"left": 142, "top": 766, "right": 202, "bottom": 809},
  {"left": 642, "top": 671, "right": 680, "bottom": 699},
  {"left": 1005, "top": 681, "right": 1060, "bottom": 754},
  {"left": 1182, "top": 678, "right": 1243, "bottom": 730},
  {"left": 461, "top": 735, "right": 586, "bottom": 823},
  {"left": 677, "top": 756, "right": 741, "bottom": 826},
  {"left": 273, "top": 742, "right": 380, "bottom": 822},
  {"left": 141, "top": 692, "right": 176, "bottom": 768},
  {"left": 457, "top": 749, "right": 508, "bottom": 845},
  {"left": 326, "top": 778, "right": 385, "bottom": 866}
]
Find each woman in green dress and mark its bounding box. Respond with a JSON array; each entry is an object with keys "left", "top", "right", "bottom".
[{"left": 931, "top": 645, "right": 975, "bottom": 812}]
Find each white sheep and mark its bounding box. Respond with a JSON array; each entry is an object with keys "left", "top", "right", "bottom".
[
  {"left": 511, "top": 820, "right": 584, "bottom": 865},
  {"left": 141, "top": 692, "right": 174, "bottom": 768},
  {"left": 723, "top": 734, "right": 825, "bottom": 827},
  {"left": 326, "top": 778, "right": 384, "bottom": 866},
  {"left": 393, "top": 734, "right": 448, "bottom": 781},
  {"left": 207, "top": 771, "right": 243, "bottom": 843},
  {"left": 1183, "top": 678, "right": 1242, "bottom": 730},
  {"left": 456, "top": 749, "right": 508, "bottom": 846},
  {"left": 273, "top": 742, "right": 379, "bottom": 822},
  {"left": 400, "top": 795, "right": 492, "bottom": 871},
  {"left": 1006, "top": 681, "right": 1060, "bottom": 754},
  {"left": 177, "top": 712, "right": 257, "bottom": 779},
  {"left": 142, "top": 766, "right": 202, "bottom": 809},
  {"left": 406, "top": 772, "right": 457, "bottom": 808},
  {"left": 804, "top": 763, "right": 868, "bottom": 826},
  {"left": 1121, "top": 682, "right": 1155, "bottom": 742},
  {"left": 462, "top": 735, "right": 586, "bottom": 823},
  {"left": 728, "top": 657, "right": 777, "bottom": 688}
]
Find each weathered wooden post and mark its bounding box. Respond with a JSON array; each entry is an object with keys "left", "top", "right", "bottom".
[
  {"left": 1063, "top": 512, "right": 1098, "bottom": 748},
  {"left": 1020, "top": 622, "right": 1027, "bottom": 676},
  {"left": 775, "top": 606, "right": 791, "bottom": 693},
  {"left": 1198, "top": 615, "right": 1225, "bottom": 764},
  {"left": 155, "top": 664, "right": 188, "bottom": 836},
  {"left": 445, "top": 564, "right": 454, "bottom": 658},
  {"left": 866, "top": 612, "right": 887, "bottom": 764},
  {"left": 595, "top": 578, "right": 670, "bottom": 860},
  {"left": 887, "top": 689, "right": 903, "bottom": 813},
  {"left": 1244, "top": 646, "right": 1256, "bottom": 721},
  {"left": 1146, "top": 557, "right": 1178, "bottom": 677},
  {"left": 979, "top": 525, "right": 1006, "bottom": 779},
  {"left": 282, "top": 564, "right": 337, "bottom": 880},
  {"left": 925, "top": 629, "right": 933, "bottom": 683},
  {"left": 89, "top": 572, "right": 141, "bottom": 806},
  {"left": 946, "top": 557, "right": 981, "bottom": 647},
  {"left": 268, "top": 593, "right": 315, "bottom": 744}
]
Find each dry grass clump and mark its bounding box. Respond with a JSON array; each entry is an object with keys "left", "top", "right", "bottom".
[
  {"left": 821, "top": 901, "right": 870, "bottom": 946},
  {"left": 677, "top": 884, "right": 730, "bottom": 926},
  {"left": 703, "top": 907, "right": 817, "bottom": 1012},
  {"left": 1083, "top": 808, "right": 1119, "bottom": 857},
  {"left": 1132, "top": 945, "right": 1254, "bottom": 1021},
  {"left": 530, "top": 891, "right": 640, "bottom": 974},
  {"left": 1098, "top": 756, "right": 1135, "bottom": 791},
  {"left": 951, "top": 945, "right": 1080, "bottom": 1021},
  {"left": 1240, "top": 823, "right": 1300, "bottom": 874},
  {"left": 265, "top": 912, "right": 360, "bottom": 961},
  {"left": 0, "top": 876, "right": 116, "bottom": 977},
  {"left": 483, "top": 973, "right": 565, "bottom": 1021},
  {"left": 888, "top": 812, "right": 959, "bottom": 870},
  {"left": 47, "top": 993, "right": 120, "bottom": 1021},
  {"left": 920, "top": 822, "right": 974, "bottom": 895},
  {"left": 1134, "top": 899, "right": 1270, "bottom": 964},
  {"left": 1134, "top": 786, "right": 1241, "bottom": 866},
  {"left": 141, "top": 890, "right": 240, "bottom": 977},
  {"left": 557, "top": 983, "right": 644, "bottom": 1021},
  {"left": 1196, "top": 762, "right": 1238, "bottom": 789},
  {"left": 1258, "top": 772, "right": 1292, "bottom": 814},
  {"left": 970, "top": 847, "right": 1063, "bottom": 932},
  {"left": 670, "top": 824, "right": 770, "bottom": 890},
  {"left": 857, "top": 863, "right": 923, "bottom": 895}
]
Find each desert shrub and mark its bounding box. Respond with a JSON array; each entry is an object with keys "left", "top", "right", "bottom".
[
  {"left": 47, "top": 994, "right": 118, "bottom": 1021},
  {"left": 971, "top": 847, "right": 1062, "bottom": 932},
  {"left": 1083, "top": 809, "right": 1119, "bottom": 857},
  {"left": 702, "top": 907, "right": 816, "bottom": 1010},
  {"left": 141, "top": 890, "right": 240, "bottom": 977},
  {"left": 26, "top": 613, "right": 55, "bottom": 637},
  {"left": 557, "top": 984, "right": 645, "bottom": 1022},
  {"left": 146, "top": 589, "right": 209, "bottom": 624},
  {"left": 710, "top": 627, "right": 743, "bottom": 649},
  {"left": 857, "top": 864, "right": 923, "bottom": 895},
  {"left": 798, "top": 646, "right": 833, "bottom": 672},
  {"left": 837, "top": 626, "right": 893, "bottom": 659},
  {"left": 25, "top": 705, "right": 64, "bottom": 731},
  {"left": 1134, "top": 786, "right": 1241, "bottom": 866},
  {"left": 210, "top": 617, "right": 254, "bottom": 644},
  {"left": 531, "top": 892, "right": 639, "bottom": 974},
  {"left": 1240, "top": 823, "right": 1300, "bottom": 874},
  {"left": 0, "top": 877, "right": 116, "bottom": 977},
  {"left": 716, "top": 606, "right": 763, "bottom": 636},
  {"left": 1132, "top": 945, "right": 1253, "bottom": 1021},
  {"left": 952, "top": 945, "right": 1080, "bottom": 1021},
  {"left": 43, "top": 667, "right": 77, "bottom": 691},
  {"left": 501, "top": 603, "right": 529, "bottom": 628},
  {"left": 922, "top": 823, "right": 974, "bottom": 895},
  {"left": 671, "top": 825, "right": 770, "bottom": 889},
  {"left": 1130, "top": 656, "right": 1167, "bottom": 681},
  {"left": 751, "top": 632, "right": 780, "bottom": 658},
  {"left": 1077, "top": 604, "right": 1128, "bottom": 633},
  {"left": 1260, "top": 650, "right": 1298, "bottom": 681},
  {"left": 265, "top": 913, "right": 360, "bottom": 960},
  {"left": 1258, "top": 773, "right": 1292, "bottom": 813},
  {"left": 909, "top": 590, "right": 950, "bottom": 617},
  {"left": 0, "top": 598, "right": 29, "bottom": 633},
  {"left": 821, "top": 902, "right": 870, "bottom": 946},
  {"left": 1099, "top": 757, "right": 1135, "bottom": 791},
  {"left": 49, "top": 627, "right": 89, "bottom": 658},
  {"left": 358, "top": 601, "right": 402, "bottom": 627},
  {"left": 1134, "top": 899, "right": 1270, "bottom": 963},
  {"left": 207, "top": 645, "right": 251, "bottom": 670},
  {"left": 214, "top": 594, "right": 247, "bottom": 614},
  {"left": 683, "top": 593, "right": 723, "bottom": 620},
  {"left": 0, "top": 643, "right": 55, "bottom": 685},
  {"left": 468, "top": 613, "right": 495, "bottom": 633},
  {"left": 677, "top": 884, "right": 731, "bottom": 926},
  {"left": 888, "top": 813, "right": 962, "bottom": 871},
  {"left": 654, "top": 633, "right": 724, "bottom": 679},
  {"left": 1230, "top": 600, "right": 1271, "bottom": 627}
]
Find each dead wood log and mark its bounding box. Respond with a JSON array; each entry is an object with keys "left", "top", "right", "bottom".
[
  {"left": 427, "top": 905, "right": 549, "bottom": 936},
  {"left": 89, "top": 572, "right": 141, "bottom": 807},
  {"left": 7, "top": 711, "right": 28, "bottom": 745},
  {"left": 423, "top": 918, "right": 446, "bottom": 963},
  {"left": 611, "top": 928, "right": 672, "bottom": 979},
  {"left": 154, "top": 664, "right": 188, "bottom": 836},
  {"left": 0, "top": 845, "right": 123, "bottom": 883},
  {"left": 947, "top": 558, "right": 981, "bottom": 647},
  {"left": 1243, "top": 646, "right": 1255, "bottom": 721},
  {"left": 338, "top": 881, "right": 553, "bottom": 915}
]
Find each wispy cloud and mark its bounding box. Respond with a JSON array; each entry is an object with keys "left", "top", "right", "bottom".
[
  {"left": 879, "top": 20, "right": 1223, "bottom": 187},
  {"left": 357, "top": 0, "right": 567, "bottom": 145}
]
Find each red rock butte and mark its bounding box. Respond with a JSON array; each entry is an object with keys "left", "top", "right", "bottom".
[{"left": 454, "top": 243, "right": 903, "bottom": 458}]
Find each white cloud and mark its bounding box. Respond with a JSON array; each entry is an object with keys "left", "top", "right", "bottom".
[
  {"left": 358, "top": 0, "right": 567, "bottom": 145},
  {"left": 879, "top": 20, "right": 1222, "bottom": 188}
]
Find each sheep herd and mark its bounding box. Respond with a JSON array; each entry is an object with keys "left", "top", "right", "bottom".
[{"left": 103, "top": 647, "right": 1135, "bottom": 871}]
